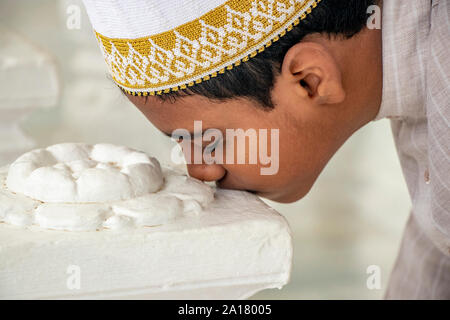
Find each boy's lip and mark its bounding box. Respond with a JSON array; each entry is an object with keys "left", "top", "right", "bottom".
[
  {"left": 214, "top": 174, "right": 236, "bottom": 190},
  {"left": 214, "top": 174, "right": 232, "bottom": 190}
]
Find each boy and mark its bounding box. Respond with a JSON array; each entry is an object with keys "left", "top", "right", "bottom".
[{"left": 82, "top": 0, "right": 450, "bottom": 298}]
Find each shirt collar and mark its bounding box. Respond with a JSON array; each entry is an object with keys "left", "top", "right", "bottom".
[{"left": 374, "top": 0, "right": 430, "bottom": 121}]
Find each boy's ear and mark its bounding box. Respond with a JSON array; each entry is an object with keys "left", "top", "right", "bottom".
[{"left": 280, "top": 42, "right": 346, "bottom": 105}]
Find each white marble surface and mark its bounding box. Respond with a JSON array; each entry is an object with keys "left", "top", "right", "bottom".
[
  {"left": 0, "top": 0, "right": 412, "bottom": 299},
  {"left": 0, "top": 189, "right": 292, "bottom": 300}
]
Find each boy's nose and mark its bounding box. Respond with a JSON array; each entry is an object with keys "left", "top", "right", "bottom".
[{"left": 186, "top": 163, "right": 226, "bottom": 182}]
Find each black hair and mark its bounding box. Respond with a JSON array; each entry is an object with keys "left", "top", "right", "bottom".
[{"left": 155, "top": 0, "right": 378, "bottom": 108}]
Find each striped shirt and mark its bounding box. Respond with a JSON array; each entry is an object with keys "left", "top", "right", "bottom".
[{"left": 375, "top": 0, "right": 450, "bottom": 299}]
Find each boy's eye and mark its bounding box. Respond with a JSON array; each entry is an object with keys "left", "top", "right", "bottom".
[{"left": 170, "top": 135, "right": 187, "bottom": 144}]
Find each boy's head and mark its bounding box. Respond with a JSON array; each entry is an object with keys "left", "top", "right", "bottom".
[{"left": 85, "top": 0, "right": 382, "bottom": 203}]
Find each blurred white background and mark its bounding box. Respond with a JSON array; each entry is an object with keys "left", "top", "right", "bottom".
[{"left": 0, "top": 0, "right": 412, "bottom": 299}]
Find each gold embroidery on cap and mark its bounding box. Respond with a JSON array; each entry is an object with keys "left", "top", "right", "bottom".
[{"left": 95, "top": 0, "right": 321, "bottom": 95}]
